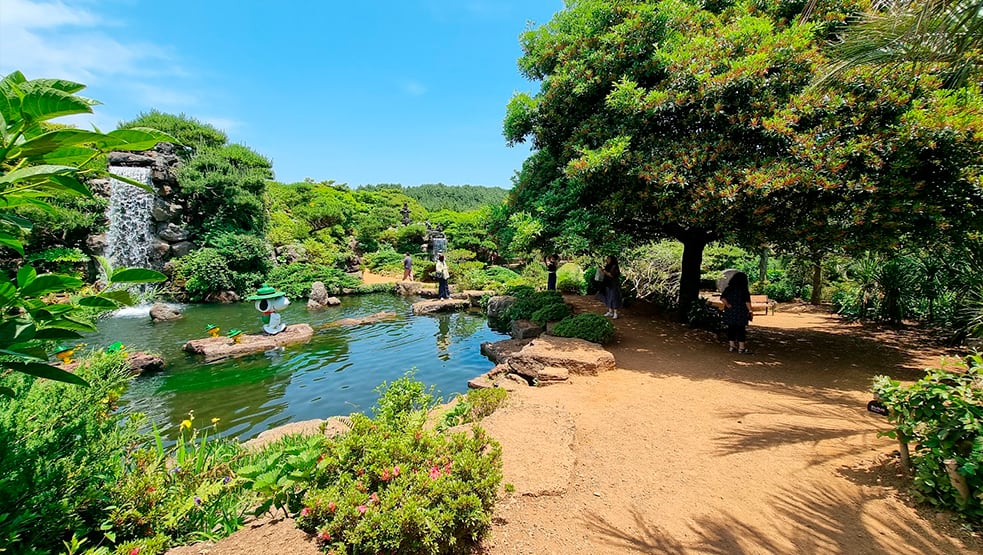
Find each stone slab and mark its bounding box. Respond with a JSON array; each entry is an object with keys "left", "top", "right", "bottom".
[
  {"left": 183, "top": 324, "right": 315, "bottom": 362},
  {"left": 508, "top": 336, "right": 616, "bottom": 379},
  {"left": 411, "top": 298, "right": 471, "bottom": 315}
]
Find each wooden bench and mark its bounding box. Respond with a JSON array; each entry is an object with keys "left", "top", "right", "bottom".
[{"left": 706, "top": 295, "right": 775, "bottom": 315}]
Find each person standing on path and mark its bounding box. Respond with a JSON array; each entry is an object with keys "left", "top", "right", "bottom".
[
  {"left": 546, "top": 255, "right": 558, "bottom": 291},
  {"left": 435, "top": 252, "right": 450, "bottom": 299},
  {"left": 720, "top": 270, "right": 753, "bottom": 354},
  {"left": 601, "top": 255, "right": 622, "bottom": 319},
  {"left": 403, "top": 253, "right": 413, "bottom": 281}
]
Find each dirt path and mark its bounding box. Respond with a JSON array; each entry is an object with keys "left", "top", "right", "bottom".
[{"left": 168, "top": 296, "right": 982, "bottom": 555}]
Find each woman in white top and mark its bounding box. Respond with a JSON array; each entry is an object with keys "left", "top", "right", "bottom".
[{"left": 435, "top": 252, "right": 450, "bottom": 299}]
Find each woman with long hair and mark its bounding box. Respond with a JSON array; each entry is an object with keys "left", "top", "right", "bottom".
[
  {"left": 602, "top": 255, "right": 622, "bottom": 319},
  {"left": 721, "top": 271, "right": 753, "bottom": 354}
]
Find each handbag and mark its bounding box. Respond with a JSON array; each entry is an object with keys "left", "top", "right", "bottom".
[{"left": 594, "top": 267, "right": 604, "bottom": 282}]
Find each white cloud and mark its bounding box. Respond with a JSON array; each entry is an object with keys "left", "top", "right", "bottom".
[
  {"left": 201, "top": 116, "right": 243, "bottom": 134},
  {"left": 0, "top": 0, "right": 184, "bottom": 86}
]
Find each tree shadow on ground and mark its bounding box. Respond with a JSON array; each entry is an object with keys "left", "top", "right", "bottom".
[{"left": 581, "top": 506, "right": 686, "bottom": 554}]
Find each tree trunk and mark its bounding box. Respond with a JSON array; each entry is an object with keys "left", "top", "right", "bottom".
[
  {"left": 810, "top": 258, "right": 823, "bottom": 305},
  {"left": 677, "top": 235, "right": 708, "bottom": 321},
  {"left": 758, "top": 248, "right": 768, "bottom": 284}
]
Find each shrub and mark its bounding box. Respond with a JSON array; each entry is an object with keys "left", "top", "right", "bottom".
[
  {"left": 172, "top": 248, "right": 238, "bottom": 301},
  {"left": 294, "top": 374, "right": 502, "bottom": 554},
  {"left": 762, "top": 279, "right": 803, "bottom": 303},
  {"left": 266, "top": 263, "right": 360, "bottom": 298},
  {"left": 505, "top": 288, "right": 564, "bottom": 322},
  {"left": 531, "top": 302, "right": 572, "bottom": 326},
  {"left": 0, "top": 352, "right": 141, "bottom": 553},
  {"left": 363, "top": 245, "right": 405, "bottom": 275},
  {"left": 438, "top": 388, "right": 508, "bottom": 431},
  {"left": 687, "top": 297, "right": 723, "bottom": 330},
  {"left": 873, "top": 361, "right": 983, "bottom": 522},
  {"left": 551, "top": 313, "right": 615, "bottom": 344},
  {"left": 556, "top": 263, "right": 585, "bottom": 294}
]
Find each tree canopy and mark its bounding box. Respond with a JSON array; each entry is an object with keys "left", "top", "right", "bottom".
[{"left": 503, "top": 0, "right": 983, "bottom": 312}]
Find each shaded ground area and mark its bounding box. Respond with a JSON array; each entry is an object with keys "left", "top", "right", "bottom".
[{"left": 168, "top": 295, "right": 981, "bottom": 555}]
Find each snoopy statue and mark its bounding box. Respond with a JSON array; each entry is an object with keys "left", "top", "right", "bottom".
[{"left": 246, "top": 284, "right": 290, "bottom": 335}]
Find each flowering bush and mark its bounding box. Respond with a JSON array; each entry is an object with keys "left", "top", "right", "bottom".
[{"left": 295, "top": 376, "right": 502, "bottom": 554}]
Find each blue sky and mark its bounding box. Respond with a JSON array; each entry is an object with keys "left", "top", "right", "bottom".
[{"left": 0, "top": 0, "right": 564, "bottom": 188}]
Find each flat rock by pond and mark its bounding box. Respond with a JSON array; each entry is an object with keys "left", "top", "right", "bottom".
[
  {"left": 182, "top": 324, "right": 315, "bottom": 362},
  {"left": 480, "top": 338, "right": 532, "bottom": 364},
  {"left": 322, "top": 311, "right": 398, "bottom": 327},
  {"left": 474, "top": 336, "right": 615, "bottom": 387},
  {"left": 412, "top": 298, "right": 471, "bottom": 315}
]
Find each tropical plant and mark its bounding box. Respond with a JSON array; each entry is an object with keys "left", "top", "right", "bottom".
[
  {"left": 0, "top": 70, "right": 169, "bottom": 387},
  {"left": 817, "top": 0, "right": 983, "bottom": 88}
]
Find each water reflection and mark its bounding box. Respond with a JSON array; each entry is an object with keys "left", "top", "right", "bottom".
[{"left": 87, "top": 294, "right": 505, "bottom": 441}]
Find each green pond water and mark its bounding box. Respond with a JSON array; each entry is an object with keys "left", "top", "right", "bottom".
[{"left": 84, "top": 294, "right": 507, "bottom": 441}]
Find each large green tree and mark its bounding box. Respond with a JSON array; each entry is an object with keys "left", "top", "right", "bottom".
[{"left": 504, "top": 0, "right": 843, "bottom": 311}]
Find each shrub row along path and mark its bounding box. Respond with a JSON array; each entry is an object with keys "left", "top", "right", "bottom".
[{"left": 168, "top": 295, "right": 982, "bottom": 555}]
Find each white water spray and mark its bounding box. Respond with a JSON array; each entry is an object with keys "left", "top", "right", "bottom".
[{"left": 105, "top": 166, "right": 155, "bottom": 270}]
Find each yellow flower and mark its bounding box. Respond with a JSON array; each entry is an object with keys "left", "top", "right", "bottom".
[
  {"left": 211, "top": 417, "right": 220, "bottom": 424},
  {"left": 181, "top": 419, "right": 192, "bottom": 430}
]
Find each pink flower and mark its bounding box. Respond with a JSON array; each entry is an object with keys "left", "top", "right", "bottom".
[
  {"left": 357, "top": 504, "right": 367, "bottom": 515},
  {"left": 392, "top": 465, "right": 400, "bottom": 477},
  {"left": 369, "top": 492, "right": 379, "bottom": 505},
  {"left": 318, "top": 530, "right": 331, "bottom": 542},
  {"left": 380, "top": 468, "right": 391, "bottom": 481},
  {"left": 429, "top": 466, "right": 441, "bottom": 479},
  {"left": 327, "top": 501, "right": 337, "bottom": 513},
  {"left": 300, "top": 507, "right": 310, "bottom": 517},
  {"left": 130, "top": 549, "right": 140, "bottom": 555}
]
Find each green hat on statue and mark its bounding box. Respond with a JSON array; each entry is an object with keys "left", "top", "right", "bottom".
[{"left": 246, "top": 283, "right": 285, "bottom": 301}]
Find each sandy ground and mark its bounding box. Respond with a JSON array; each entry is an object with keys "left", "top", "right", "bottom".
[{"left": 168, "top": 294, "right": 982, "bottom": 555}]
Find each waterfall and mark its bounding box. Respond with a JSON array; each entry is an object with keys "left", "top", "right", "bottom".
[{"left": 106, "top": 166, "right": 155, "bottom": 271}]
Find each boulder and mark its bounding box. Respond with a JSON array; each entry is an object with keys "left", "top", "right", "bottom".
[
  {"left": 127, "top": 351, "right": 164, "bottom": 374},
  {"left": 480, "top": 339, "right": 532, "bottom": 364},
  {"left": 486, "top": 295, "right": 516, "bottom": 320},
  {"left": 508, "top": 336, "right": 616, "bottom": 381},
  {"left": 108, "top": 151, "right": 155, "bottom": 166},
  {"left": 509, "top": 319, "right": 543, "bottom": 340},
  {"left": 417, "top": 287, "right": 441, "bottom": 299},
  {"left": 157, "top": 222, "right": 190, "bottom": 242},
  {"left": 324, "top": 311, "right": 398, "bottom": 327},
  {"left": 152, "top": 198, "right": 183, "bottom": 222},
  {"left": 170, "top": 241, "right": 194, "bottom": 258},
  {"left": 395, "top": 281, "right": 424, "bottom": 296},
  {"left": 88, "top": 178, "right": 112, "bottom": 197},
  {"left": 183, "top": 323, "right": 315, "bottom": 362},
  {"left": 204, "top": 290, "right": 240, "bottom": 303},
  {"left": 325, "top": 297, "right": 341, "bottom": 306},
  {"left": 85, "top": 233, "right": 108, "bottom": 255},
  {"left": 411, "top": 298, "right": 471, "bottom": 315},
  {"left": 151, "top": 239, "right": 170, "bottom": 260},
  {"left": 150, "top": 303, "right": 182, "bottom": 322},
  {"left": 307, "top": 281, "right": 330, "bottom": 310},
  {"left": 462, "top": 290, "right": 494, "bottom": 307}
]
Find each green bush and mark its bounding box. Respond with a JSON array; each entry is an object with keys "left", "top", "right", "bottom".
[
  {"left": 505, "top": 288, "right": 564, "bottom": 322},
  {"left": 172, "top": 248, "right": 239, "bottom": 301},
  {"left": 363, "top": 245, "right": 406, "bottom": 275},
  {"left": 556, "top": 263, "right": 585, "bottom": 294},
  {"left": 762, "top": 279, "right": 804, "bottom": 303},
  {"left": 438, "top": 388, "right": 508, "bottom": 431},
  {"left": 294, "top": 374, "right": 502, "bottom": 554},
  {"left": 531, "top": 302, "right": 572, "bottom": 326},
  {"left": 551, "top": 313, "right": 615, "bottom": 344},
  {"left": 266, "top": 263, "right": 360, "bottom": 298},
  {"left": 0, "top": 352, "right": 141, "bottom": 553},
  {"left": 873, "top": 361, "right": 983, "bottom": 522}
]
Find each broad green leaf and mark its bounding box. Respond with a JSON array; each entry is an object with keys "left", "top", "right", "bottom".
[
  {"left": 0, "top": 319, "right": 35, "bottom": 344},
  {"left": 77, "top": 295, "right": 120, "bottom": 309},
  {"left": 0, "top": 85, "right": 20, "bottom": 127},
  {"left": 16, "top": 265, "right": 36, "bottom": 288},
  {"left": 5, "top": 361, "right": 88, "bottom": 386},
  {"left": 27, "top": 78, "right": 86, "bottom": 94},
  {"left": 30, "top": 303, "right": 75, "bottom": 317},
  {"left": 8, "top": 129, "right": 105, "bottom": 159},
  {"left": 103, "top": 128, "right": 180, "bottom": 150},
  {"left": 0, "top": 281, "right": 16, "bottom": 306},
  {"left": 19, "top": 273, "right": 83, "bottom": 297},
  {"left": 94, "top": 255, "right": 113, "bottom": 282},
  {"left": 42, "top": 316, "right": 96, "bottom": 332},
  {"left": 2, "top": 344, "right": 48, "bottom": 360},
  {"left": 99, "top": 289, "right": 134, "bottom": 306},
  {"left": 20, "top": 88, "right": 93, "bottom": 121},
  {"left": 0, "top": 233, "right": 24, "bottom": 255},
  {"left": 32, "top": 328, "right": 83, "bottom": 341},
  {"left": 43, "top": 174, "right": 91, "bottom": 197},
  {"left": 0, "top": 212, "right": 34, "bottom": 233},
  {"left": 110, "top": 268, "right": 167, "bottom": 284},
  {"left": 37, "top": 145, "right": 100, "bottom": 167},
  {"left": 0, "top": 164, "right": 76, "bottom": 185}
]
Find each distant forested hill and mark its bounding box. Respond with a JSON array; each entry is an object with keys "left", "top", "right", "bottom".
[{"left": 361, "top": 183, "right": 508, "bottom": 212}]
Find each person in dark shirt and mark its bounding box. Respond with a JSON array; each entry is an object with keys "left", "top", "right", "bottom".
[
  {"left": 601, "top": 255, "right": 622, "bottom": 319},
  {"left": 546, "top": 255, "right": 558, "bottom": 291},
  {"left": 720, "top": 271, "right": 753, "bottom": 354}
]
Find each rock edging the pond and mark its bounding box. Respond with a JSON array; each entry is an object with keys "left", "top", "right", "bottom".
[
  {"left": 182, "top": 324, "right": 315, "bottom": 362},
  {"left": 471, "top": 336, "right": 615, "bottom": 388}
]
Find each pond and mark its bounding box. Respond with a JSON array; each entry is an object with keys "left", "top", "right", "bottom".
[{"left": 84, "top": 293, "right": 507, "bottom": 441}]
